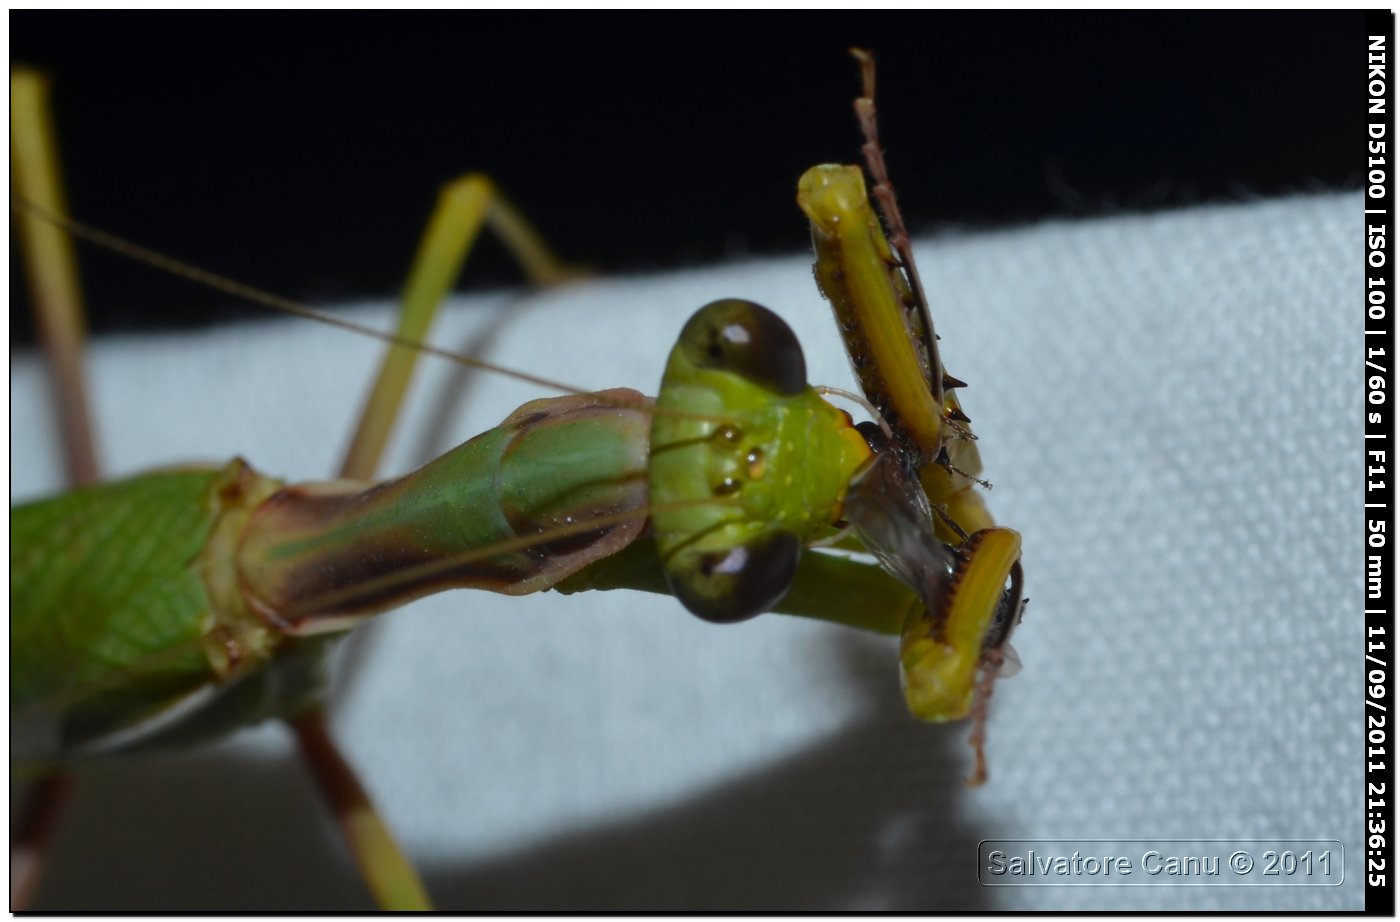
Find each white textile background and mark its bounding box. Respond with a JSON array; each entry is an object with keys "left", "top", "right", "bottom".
[{"left": 10, "top": 191, "right": 1362, "bottom": 910}]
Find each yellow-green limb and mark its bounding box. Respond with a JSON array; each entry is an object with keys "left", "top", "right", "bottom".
[
  {"left": 290, "top": 709, "right": 432, "bottom": 910},
  {"left": 900, "top": 527, "right": 1021, "bottom": 724},
  {"left": 340, "top": 173, "right": 581, "bottom": 480},
  {"left": 11, "top": 67, "right": 100, "bottom": 486},
  {"left": 798, "top": 164, "right": 946, "bottom": 463},
  {"left": 10, "top": 65, "right": 99, "bottom": 911}
]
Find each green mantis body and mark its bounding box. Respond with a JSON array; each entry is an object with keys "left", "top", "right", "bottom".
[
  {"left": 12, "top": 305, "right": 901, "bottom": 766},
  {"left": 11, "top": 56, "right": 1022, "bottom": 910},
  {"left": 10, "top": 272, "right": 1015, "bottom": 910}
]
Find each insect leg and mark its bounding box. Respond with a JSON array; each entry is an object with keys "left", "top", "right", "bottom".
[
  {"left": 289, "top": 709, "right": 432, "bottom": 910},
  {"left": 340, "top": 173, "right": 582, "bottom": 480},
  {"left": 11, "top": 68, "right": 99, "bottom": 485},
  {"left": 9, "top": 66, "right": 99, "bottom": 909}
]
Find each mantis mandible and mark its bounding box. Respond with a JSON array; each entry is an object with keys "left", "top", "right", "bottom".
[{"left": 10, "top": 51, "right": 1024, "bottom": 910}]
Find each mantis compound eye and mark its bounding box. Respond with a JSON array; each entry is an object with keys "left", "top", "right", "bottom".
[
  {"left": 666, "top": 530, "right": 802, "bottom": 624},
  {"left": 650, "top": 298, "right": 860, "bottom": 625},
  {"left": 679, "top": 298, "right": 807, "bottom": 397}
]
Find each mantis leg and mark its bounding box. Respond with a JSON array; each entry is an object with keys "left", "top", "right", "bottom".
[
  {"left": 289, "top": 710, "right": 431, "bottom": 911},
  {"left": 9, "top": 67, "right": 97, "bottom": 910},
  {"left": 10, "top": 69, "right": 99, "bottom": 487},
  {"left": 339, "top": 173, "right": 581, "bottom": 480}
]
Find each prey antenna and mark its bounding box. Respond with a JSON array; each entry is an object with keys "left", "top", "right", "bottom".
[{"left": 849, "top": 48, "right": 943, "bottom": 408}]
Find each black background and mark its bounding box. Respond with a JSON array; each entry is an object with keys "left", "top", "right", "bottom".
[{"left": 11, "top": 11, "right": 1359, "bottom": 343}]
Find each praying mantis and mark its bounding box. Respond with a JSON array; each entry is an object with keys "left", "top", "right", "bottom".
[{"left": 11, "top": 51, "right": 1023, "bottom": 910}]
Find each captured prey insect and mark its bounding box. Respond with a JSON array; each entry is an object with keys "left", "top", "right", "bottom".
[{"left": 10, "top": 51, "right": 1025, "bottom": 909}]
